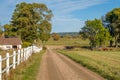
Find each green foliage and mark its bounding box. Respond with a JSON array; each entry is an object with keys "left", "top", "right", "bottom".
[
  {"left": 38, "top": 20, "right": 52, "bottom": 45},
  {"left": 4, "top": 2, "right": 53, "bottom": 43},
  {"left": 52, "top": 33, "right": 60, "bottom": 41},
  {"left": 42, "top": 46, "right": 47, "bottom": 50},
  {"left": 106, "top": 8, "right": 120, "bottom": 47},
  {"left": 22, "top": 41, "right": 31, "bottom": 48},
  {"left": 80, "top": 19, "right": 111, "bottom": 49},
  {"left": 4, "top": 24, "right": 17, "bottom": 37},
  {"left": 0, "top": 24, "right": 3, "bottom": 37}
]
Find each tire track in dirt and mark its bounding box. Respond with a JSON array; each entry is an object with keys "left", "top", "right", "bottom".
[{"left": 37, "top": 49, "right": 105, "bottom": 80}]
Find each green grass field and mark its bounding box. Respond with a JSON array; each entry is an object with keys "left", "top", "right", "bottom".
[
  {"left": 46, "top": 38, "right": 89, "bottom": 46},
  {"left": 58, "top": 50, "right": 120, "bottom": 80}
]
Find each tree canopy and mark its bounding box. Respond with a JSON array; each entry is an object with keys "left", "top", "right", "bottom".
[
  {"left": 4, "top": 2, "right": 53, "bottom": 44},
  {"left": 105, "top": 8, "right": 120, "bottom": 47},
  {"left": 80, "top": 19, "right": 111, "bottom": 49},
  {"left": 52, "top": 33, "right": 60, "bottom": 41}
]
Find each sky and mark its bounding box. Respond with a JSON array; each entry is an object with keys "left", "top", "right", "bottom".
[{"left": 0, "top": 0, "right": 120, "bottom": 32}]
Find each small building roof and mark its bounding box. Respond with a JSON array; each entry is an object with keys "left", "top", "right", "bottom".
[{"left": 0, "top": 38, "right": 22, "bottom": 45}]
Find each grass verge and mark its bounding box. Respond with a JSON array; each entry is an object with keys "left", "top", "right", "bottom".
[
  {"left": 4, "top": 50, "right": 45, "bottom": 80},
  {"left": 58, "top": 50, "right": 120, "bottom": 80}
]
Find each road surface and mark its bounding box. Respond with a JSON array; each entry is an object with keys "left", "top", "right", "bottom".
[{"left": 37, "top": 48, "right": 104, "bottom": 80}]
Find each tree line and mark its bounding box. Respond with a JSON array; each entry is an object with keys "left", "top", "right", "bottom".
[
  {"left": 80, "top": 8, "right": 120, "bottom": 49},
  {"left": 0, "top": 2, "right": 53, "bottom": 47}
]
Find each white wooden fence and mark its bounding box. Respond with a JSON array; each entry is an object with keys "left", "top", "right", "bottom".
[{"left": 0, "top": 46, "right": 42, "bottom": 80}]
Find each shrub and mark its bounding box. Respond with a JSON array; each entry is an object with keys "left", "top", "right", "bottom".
[
  {"left": 42, "top": 46, "right": 47, "bottom": 50},
  {"left": 22, "top": 41, "right": 31, "bottom": 48}
]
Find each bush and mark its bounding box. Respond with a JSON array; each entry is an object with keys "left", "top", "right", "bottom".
[
  {"left": 22, "top": 41, "right": 31, "bottom": 48},
  {"left": 42, "top": 46, "right": 47, "bottom": 50},
  {"left": 52, "top": 33, "right": 60, "bottom": 41}
]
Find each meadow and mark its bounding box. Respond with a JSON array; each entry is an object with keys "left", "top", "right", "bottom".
[
  {"left": 47, "top": 37, "right": 120, "bottom": 80},
  {"left": 58, "top": 50, "right": 120, "bottom": 80},
  {"left": 47, "top": 37, "right": 89, "bottom": 46}
]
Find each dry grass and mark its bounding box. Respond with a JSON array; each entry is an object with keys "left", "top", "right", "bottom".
[
  {"left": 4, "top": 50, "right": 45, "bottom": 80},
  {"left": 58, "top": 50, "right": 120, "bottom": 80},
  {"left": 0, "top": 49, "right": 16, "bottom": 72},
  {"left": 0, "top": 49, "right": 45, "bottom": 80},
  {"left": 46, "top": 38, "right": 89, "bottom": 46}
]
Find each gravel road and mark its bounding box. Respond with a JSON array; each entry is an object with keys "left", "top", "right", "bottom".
[{"left": 37, "top": 49, "right": 104, "bottom": 80}]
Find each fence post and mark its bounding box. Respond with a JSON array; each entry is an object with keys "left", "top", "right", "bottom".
[
  {"left": 23, "top": 48, "right": 25, "bottom": 61},
  {"left": 17, "top": 50, "right": 20, "bottom": 65},
  {"left": 6, "top": 53, "right": 9, "bottom": 75},
  {"left": 25, "top": 48, "right": 27, "bottom": 61},
  {"left": 26, "top": 48, "right": 28, "bottom": 60},
  {"left": 0, "top": 56, "right": 2, "bottom": 80},
  {"left": 26, "top": 48, "right": 29, "bottom": 60},
  {"left": 13, "top": 51, "right": 16, "bottom": 69},
  {"left": 31, "top": 46, "right": 33, "bottom": 55},
  {"left": 32, "top": 45, "right": 34, "bottom": 53},
  {"left": 21, "top": 49, "right": 23, "bottom": 62}
]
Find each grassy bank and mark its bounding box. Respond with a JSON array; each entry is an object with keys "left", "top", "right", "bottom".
[
  {"left": 58, "top": 50, "right": 120, "bottom": 80},
  {"left": 5, "top": 50, "right": 45, "bottom": 80}
]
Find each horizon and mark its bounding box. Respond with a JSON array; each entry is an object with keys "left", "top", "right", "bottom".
[{"left": 0, "top": 0, "right": 120, "bottom": 32}]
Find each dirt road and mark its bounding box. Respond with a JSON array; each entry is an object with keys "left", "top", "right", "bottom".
[{"left": 37, "top": 49, "right": 104, "bottom": 80}]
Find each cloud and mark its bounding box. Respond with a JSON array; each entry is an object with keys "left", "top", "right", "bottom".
[
  {"left": 47, "top": 0, "right": 108, "bottom": 15},
  {"left": 49, "top": 0, "right": 108, "bottom": 32},
  {"left": 0, "top": 0, "right": 108, "bottom": 32},
  {"left": 52, "top": 16, "right": 85, "bottom": 32}
]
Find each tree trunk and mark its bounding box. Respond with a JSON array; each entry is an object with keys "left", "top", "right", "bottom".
[
  {"left": 110, "top": 40, "right": 113, "bottom": 47},
  {"left": 115, "top": 36, "right": 118, "bottom": 48}
]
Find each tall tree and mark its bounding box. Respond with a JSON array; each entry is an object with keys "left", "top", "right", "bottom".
[
  {"left": 4, "top": 2, "right": 53, "bottom": 44},
  {"left": 105, "top": 8, "right": 120, "bottom": 47},
  {"left": 38, "top": 20, "right": 52, "bottom": 46},
  {"left": 80, "top": 19, "right": 111, "bottom": 49}
]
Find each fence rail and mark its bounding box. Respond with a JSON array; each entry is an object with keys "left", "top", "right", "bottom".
[{"left": 0, "top": 46, "right": 42, "bottom": 80}]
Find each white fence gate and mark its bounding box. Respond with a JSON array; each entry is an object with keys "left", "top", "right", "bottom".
[{"left": 0, "top": 46, "right": 42, "bottom": 80}]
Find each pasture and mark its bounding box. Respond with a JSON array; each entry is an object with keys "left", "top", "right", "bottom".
[
  {"left": 49, "top": 38, "right": 120, "bottom": 80},
  {"left": 58, "top": 50, "right": 120, "bottom": 80},
  {"left": 47, "top": 38, "right": 89, "bottom": 46}
]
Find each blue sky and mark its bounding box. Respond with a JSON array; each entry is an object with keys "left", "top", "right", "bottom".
[{"left": 0, "top": 0, "right": 120, "bottom": 32}]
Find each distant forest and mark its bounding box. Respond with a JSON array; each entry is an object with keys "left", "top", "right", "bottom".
[{"left": 57, "top": 32, "right": 79, "bottom": 37}]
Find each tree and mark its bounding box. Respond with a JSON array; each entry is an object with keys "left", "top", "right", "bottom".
[
  {"left": 4, "top": 2, "right": 53, "bottom": 44},
  {"left": 4, "top": 24, "right": 16, "bottom": 37},
  {"left": 80, "top": 19, "right": 111, "bottom": 49},
  {"left": 101, "top": 16, "right": 114, "bottom": 47},
  {"left": 52, "top": 33, "right": 60, "bottom": 41},
  {"left": 105, "top": 8, "right": 120, "bottom": 47},
  {"left": 38, "top": 20, "right": 52, "bottom": 46}
]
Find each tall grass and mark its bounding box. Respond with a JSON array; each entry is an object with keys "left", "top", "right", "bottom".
[{"left": 58, "top": 50, "right": 120, "bottom": 80}]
